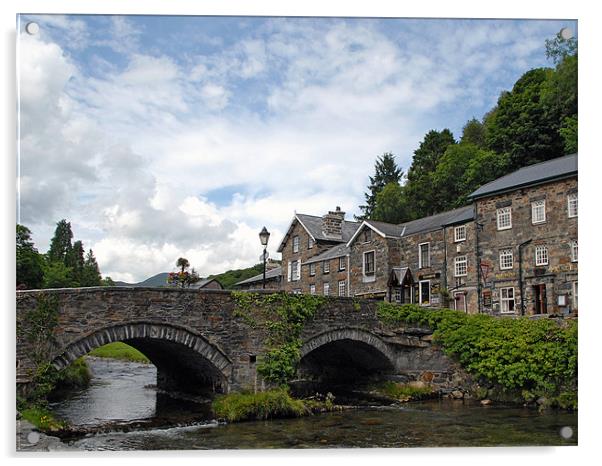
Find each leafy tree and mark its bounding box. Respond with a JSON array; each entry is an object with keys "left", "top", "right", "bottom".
[
  {"left": 559, "top": 115, "right": 578, "bottom": 154},
  {"left": 484, "top": 68, "right": 564, "bottom": 170},
  {"left": 16, "top": 224, "right": 44, "bottom": 289},
  {"left": 43, "top": 261, "right": 75, "bottom": 289},
  {"left": 176, "top": 257, "right": 190, "bottom": 272},
  {"left": 80, "top": 249, "right": 102, "bottom": 287},
  {"left": 372, "top": 182, "right": 410, "bottom": 224},
  {"left": 167, "top": 257, "right": 200, "bottom": 288},
  {"left": 65, "top": 240, "right": 85, "bottom": 286},
  {"left": 100, "top": 276, "right": 116, "bottom": 286},
  {"left": 460, "top": 118, "right": 486, "bottom": 147},
  {"left": 545, "top": 30, "right": 577, "bottom": 65},
  {"left": 47, "top": 219, "right": 73, "bottom": 264},
  {"left": 404, "top": 129, "right": 456, "bottom": 218},
  {"left": 357, "top": 152, "right": 402, "bottom": 220}
]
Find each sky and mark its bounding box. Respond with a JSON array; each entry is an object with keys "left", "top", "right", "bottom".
[{"left": 16, "top": 15, "right": 577, "bottom": 283}]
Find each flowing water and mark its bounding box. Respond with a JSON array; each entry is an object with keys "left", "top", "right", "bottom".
[{"left": 49, "top": 357, "right": 578, "bottom": 450}]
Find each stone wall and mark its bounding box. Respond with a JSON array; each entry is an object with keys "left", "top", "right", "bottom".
[{"left": 475, "top": 177, "right": 578, "bottom": 315}]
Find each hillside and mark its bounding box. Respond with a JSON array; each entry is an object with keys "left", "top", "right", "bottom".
[
  {"left": 208, "top": 262, "right": 281, "bottom": 289},
  {"left": 114, "top": 272, "right": 170, "bottom": 287}
]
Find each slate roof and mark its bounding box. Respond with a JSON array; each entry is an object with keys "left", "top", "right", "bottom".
[
  {"left": 277, "top": 213, "right": 360, "bottom": 252},
  {"left": 303, "top": 243, "right": 349, "bottom": 265},
  {"left": 234, "top": 266, "right": 282, "bottom": 286},
  {"left": 400, "top": 205, "right": 475, "bottom": 236},
  {"left": 189, "top": 278, "right": 223, "bottom": 289},
  {"left": 364, "top": 220, "right": 406, "bottom": 238},
  {"left": 469, "top": 153, "right": 578, "bottom": 200}
]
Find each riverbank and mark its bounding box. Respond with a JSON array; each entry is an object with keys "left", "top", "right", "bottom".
[
  {"left": 16, "top": 419, "right": 79, "bottom": 452},
  {"left": 88, "top": 342, "right": 150, "bottom": 363}
]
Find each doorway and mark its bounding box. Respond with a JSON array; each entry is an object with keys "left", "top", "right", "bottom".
[{"left": 533, "top": 284, "right": 547, "bottom": 314}]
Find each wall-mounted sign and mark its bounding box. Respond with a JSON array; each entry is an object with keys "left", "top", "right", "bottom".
[
  {"left": 419, "top": 272, "right": 440, "bottom": 280},
  {"left": 431, "top": 283, "right": 441, "bottom": 294}
]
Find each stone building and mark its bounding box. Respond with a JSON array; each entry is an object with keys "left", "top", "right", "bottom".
[
  {"left": 277, "top": 207, "right": 359, "bottom": 295},
  {"left": 469, "top": 153, "right": 578, "bottom": 316}
]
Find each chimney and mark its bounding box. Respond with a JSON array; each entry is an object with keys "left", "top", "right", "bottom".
[{"left": 322, "top": 206, "right": 345, "bottom": 240}]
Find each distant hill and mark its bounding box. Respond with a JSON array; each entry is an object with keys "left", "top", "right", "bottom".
[
  {"left": 208, "top": 262, "right": 281, "bottom": 289},
  {"left": 114, "top": 272, "right": 170, "bottom": 287}
]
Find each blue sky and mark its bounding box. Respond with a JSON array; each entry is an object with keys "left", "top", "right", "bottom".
[{"left": 17, "top": 15, "right": 577, "bottom": 281}]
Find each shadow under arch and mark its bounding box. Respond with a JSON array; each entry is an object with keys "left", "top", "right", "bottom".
[
  {"left": 51, "top": 321, "right": 233, "bottom": 395},
  {"left": 299, "top": 327, "right": 396, "bottom": 383}
]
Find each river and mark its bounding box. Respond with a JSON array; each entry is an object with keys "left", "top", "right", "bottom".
[{"left": 48, "top": 357, "right": 577, "bottom": 450}]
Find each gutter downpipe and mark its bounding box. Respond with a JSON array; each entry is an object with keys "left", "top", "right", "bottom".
[{"left": 518, "top": 239, "right": 533, "bottom": 316}]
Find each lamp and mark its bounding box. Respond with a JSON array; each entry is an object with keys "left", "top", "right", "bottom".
[{"left": 259, "top": 227, "right": 270, "bottom": 289}]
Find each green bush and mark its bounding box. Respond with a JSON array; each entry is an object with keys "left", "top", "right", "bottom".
[
  {"left": 212, "top": 388, "right": 307, "bottom": 422},
  {"left": 377, "top": 303, "right": 577, "bottom": 409},
  {"left": 54, "top": 357, "right": 92, "bottom": 389}
]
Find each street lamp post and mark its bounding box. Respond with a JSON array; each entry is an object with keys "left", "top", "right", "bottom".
[{"left": 259, "top": 226, "right": 270, "bottom": 289}]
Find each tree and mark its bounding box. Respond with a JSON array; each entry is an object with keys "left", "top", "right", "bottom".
[
  {"left": 100, "top": 276, "right": 116, "bottom": 287},
  {"left": 167, "top": 257, "right": 200, "bottom": 288},
  {"left": 404, "top": 129, "right": 456, "bottom": 219},
  {"left": 460, "top": 118, "right": 486, "bottom": 147},
  {"left": 43, "top": 261, "right": 75, "bottom": 289},
  {"left": 372, "top": 182, "right": 410, "bottom": 224},
  {"left": 47, "top": 219, "right": 73, "bottom": 264},
  {"left": 65, "top": 240, "right": 85, "bottom": 286},
  {"left": 357, "top": 152, "right": 403, "bottom": 220},
  {"left": 484, "top": 68, "right": 564, "bottom": 170},
  {"left": 545, "top": 30, "right": 577, "bottom": 65},
  {"left": 16, "top": 224, "right": 44, "bottom": 289},
  {"left": 559, "top": 115, "right": 578, "bottom": 154},
  {"left": 80, "top": 249, "right": 102, "bottom": 287}
]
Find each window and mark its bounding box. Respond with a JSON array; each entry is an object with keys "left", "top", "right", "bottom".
[
  {"left": 323, "top": 282, "right": 330, "bottom": 296},
  {"left": 572, "top": 281, "right": 578, "bottom": 309},
  {"left": 363, "top": 251, "right": 375, "bottom": 276},
  {"left": 497, "top": 207, "right": 512, "bottom": 230},
  {"left": 571, "top": 241, "right": 578, "bottom": 262},
  {"left": 500, "top": 287, "right": 515, "bottom": 314},
  {"left": 323, "top": 260, "right": 330, "bottom": 274},
  {"left": 419, "top": 280, "right": 430, "bottom": 306},
  {"left": 309, "top": 284, "right": 316, "bottom": 295},
  {"left": 499, "top": 249, "right": 513, "bottom": 270},
  {"left": 292, "top": 236, "right": 299, "bottom": 253},
  {"left": 339, "top": 256, "right": 346, "bottom": 271},
  {"left": 308, "top": 237, "right": 314, "bottom": 249},
  {"left": 290, "top": 260, "right": 300, "bottom": 281},
  {"left": 309, "top": 263, "right": 316, "bottom": 276},
  {"left": 363, "top": 228, "right": 372, "bottom": 243},
  {"left": 454, "top": 256, "right": 467, "bottom": 277},
  {"left": 419, "top": 243, "right": 430, "bottom": 268},
  {"left": 567, "top": 193, "right": 578, "bottom": 218},
  {"left": 292, "top": 289, "right": 302, "bottom": 294},
  {"left": 531, "top": 200, "right": 546, "bottom": 224},
  {"left": 394, "top": 288, "right": 402, "bottom": 303},
  {"left": 338, "top": 280, "right": 347, "bottom": 297},
  {"left": 454, "top": 225, "right": 466, "bottom": 242},
  {"left": 535, "top": 245, "right": 548, "bottom": 266}
]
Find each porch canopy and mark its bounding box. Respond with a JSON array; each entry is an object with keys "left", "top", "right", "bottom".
[{"left": 388, "top": 267, "right": 414, "bottom": 288}]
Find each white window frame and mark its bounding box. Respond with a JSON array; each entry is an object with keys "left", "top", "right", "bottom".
[
  {"left": 454, "top": 255, "right": 467, "bottom": 277},
  {"left": 339, "top": 256, "right": 346, "bottom": 271},
  {"left": 531, "top": 200, "right": 546, "bottom": 224},
  {"left": 363, "top": 250, "right": 376, "bottom": 276},
  {"left": 338, "top": 280, "right": 347, "bottom": 297},
  {"left": 535, "top": 245, "right": 549, "bottom": 266},
  {"left": 419, "top": 280, "right": 430, "bottom": 306},
  {"left": 500, "top": 287, "right": 515, "bottom": 314},
  {"left": 571, "top": 241, "right": 578, "bottom": 262},
  {"left": 309, "top": 284, "right": 316, "bottom": 295},
  {"left": 292, "top": 235, "right": 300, "bottom": 253},
  {"left": 323, "top": 260, "right": 330, "bottom": 274},
  {"left": 497, "top": 207, "right": 512, "bottom": 230},
  {"left": 323, "top": 282, "right": 330, "bottom": 296},
  {"left": 454, "top": 225, "right": 466, "bottom": 242},
  {"left": 291, "top": 260, "right": 300, "bottom": 281},
  {"left": 309, "top": 263, "right": 316, "bottom": 276},
  {"left": 499, "top": 249, "right": 514, "bottom": 270},
  {"left": 418, "top": 242, "right": 430, "bottom": 269},
  {"left": 308, "top": 237, "right": 314, "bottom": 249},
  {"left": 567, "top": 193, "right": 578, "bottom": 218}
]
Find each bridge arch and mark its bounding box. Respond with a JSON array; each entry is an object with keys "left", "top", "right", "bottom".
[
  {"left": 299, "top": 328, "right": 396, "bottom": 382},
  {"left": 52, "top": 321, "right": 233, "bottom": 394}
]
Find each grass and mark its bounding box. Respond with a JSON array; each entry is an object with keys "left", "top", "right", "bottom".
[
  {"left": 20, "top": 406, "right": 67, "bottom": 431},
  {"left": 55, "top": 357, "right": 92, "bottom": 390},
  {"left": 212, "top": 388, "right": 307, "bottom": 422},
  {"left": 88, "top": 342, "right": 150, "bottom": 363},
  {"left": 377, "top": 381, "right": 435, "bottom": 402}
]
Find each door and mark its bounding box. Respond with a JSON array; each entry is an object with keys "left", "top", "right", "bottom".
[
  {"left": 454, "top": 292, "right": 467, "bottom": 312},
  {"left": 533, "top": 284, "right": 547, "bottom": 314}
]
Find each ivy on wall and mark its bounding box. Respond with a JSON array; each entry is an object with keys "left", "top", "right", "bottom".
[{"left": 232, "top": 292, "right": 327, "bottom": 386}]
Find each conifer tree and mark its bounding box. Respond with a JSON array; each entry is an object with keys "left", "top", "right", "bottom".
[
  {"left": 357, "top": 152, "right": 402, "bottom": 220},
  {"left": 81, "top": 249, "right": 102, "bottom": 287},
  {"left": 47, "top": 219, "right": 73, "bottom": 264}
]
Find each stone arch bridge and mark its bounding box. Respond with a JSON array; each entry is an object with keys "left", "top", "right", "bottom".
[{"left": 16, "top": 288, "right": 460, "bottom": 395}]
